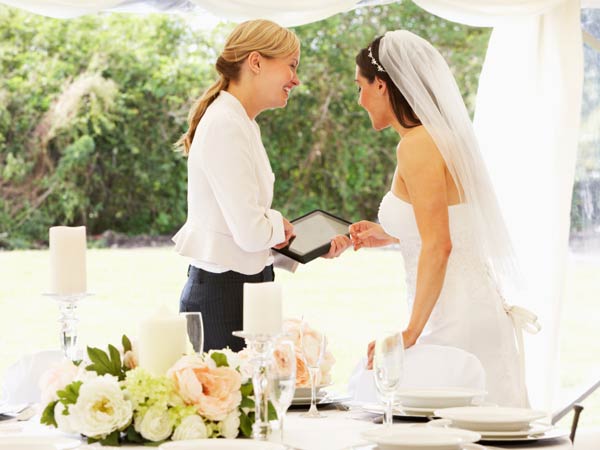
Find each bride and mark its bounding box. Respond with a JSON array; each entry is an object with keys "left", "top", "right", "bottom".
[{"left": 342, "top": 30, "right": 538, "bottom": 407}]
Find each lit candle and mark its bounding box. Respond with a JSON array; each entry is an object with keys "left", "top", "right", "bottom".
[
  {"left": 138, "top": 305, "right": 187, "bottom": 376},
  {"left": 49, "top": 226, "right": 87, "bottom": 295},
  {"left": 243, "top": 282, "right": 282, "bottom": 335}
]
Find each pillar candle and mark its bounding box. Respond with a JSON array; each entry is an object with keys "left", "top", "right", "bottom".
[
  {"left": 243, "top": 282, "right": 282, "bottom": 335},
  {"left": 138, "top": 305, "right": 187, "bottom": 376},
  {"left": 49, "top": 226, "right": 87, "bottom": 295}
]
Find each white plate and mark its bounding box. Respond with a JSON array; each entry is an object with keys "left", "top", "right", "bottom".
[
  {"left": 361, "top": 403, "right": 433, "bottom": 418},
  {"left": 362, "top": 426, "right": 481, "bottom": 450},
  {"left": 291, "top": 393, "right": 327, "bottom": 402},
  {"left": 478, "top": 422, "right": 554, "bottom": 438},
  {"left": 479, "top": 427, "right": 569, "bottom": 443},
  {"left": 397, "top": 388, "right": 486, "bottom": 409},
  {"left": 294, "top": 384, "right": 330, "bottom": 398},
  {"left": 401, "top": 406, "right": 438, "bottom": 416},
  {"left": 434, "top": 406, "right": 547, "bottom": 432},
  {"left": 0, "top": 436, "right": 81, "bottom": 450},
  {"left": 160, "top": 439, "right": 286, "bottom": 449}
]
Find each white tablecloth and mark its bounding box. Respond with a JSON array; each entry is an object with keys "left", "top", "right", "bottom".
[{"left": 0, "top": 409, "right": 584, "bottom": 450}]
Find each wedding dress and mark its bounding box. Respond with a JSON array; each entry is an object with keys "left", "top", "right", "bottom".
[{"left": 377, "top": 191, "right": 528, "bottom": 407}]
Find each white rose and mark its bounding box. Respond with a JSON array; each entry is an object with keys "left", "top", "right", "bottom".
[
  {"left": 220, "top": 410, "right": 240, "bottom": 439},
  {"left": 138, "top": 406, "right": 174, "bottom": 442},
  {"left": 236, "top": 348, "right": 254, "bottom": 381},
  {"left": 172, "top": 415, "right": 208, "bottom": 441},
  {"left": 39, "top": 359, "right": 79, "bottom": 405},
  {"left": 68, "top": 375, "right": 132, "bottom": 439},
  {"left": 53, "top": 402, "right": 77, "bottom": 434}
]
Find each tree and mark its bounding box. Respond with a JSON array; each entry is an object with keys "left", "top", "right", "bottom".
[{"left": 0, "top": 1, "right": 491, "bottom": 248}]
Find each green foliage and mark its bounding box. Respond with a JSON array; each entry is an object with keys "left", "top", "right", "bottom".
[
  {"left": 40, "top": 400, "right": 58, "bottom": 427},
  {"left": 0, "top": 7, "right": 216, "bottom": 247},
  {"left": 57, "top": 380, "right": 83, "bottom": 406},
  {"left": 210, "top": 351, "right": 228, "bottom": 367},
  {"left": 0, "top": 2, "right": 491, "bottom": 247},
  {"left": 263, "top": 2, "right": 491, "bottom": 223},
  {"left": 86, "top": 344, "right": 126, "bottom": 380}
]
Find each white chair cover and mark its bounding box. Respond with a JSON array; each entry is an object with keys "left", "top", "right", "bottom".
[
  {"left": 2, "top": 350, "right": 64, "bottom": 405},
  {"left": 347, "top": 343, "right": 486, "bottom": 403}
]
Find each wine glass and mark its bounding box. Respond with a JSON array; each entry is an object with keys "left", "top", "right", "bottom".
[
  {"left": 180, "top": 312, "right": 204, "bottom": 355},
  {"left": 300, "top": 325, "right": 327, "bottom": 418},
  {"left": 269, "top": 340, "right": 297, "bottom": 441},
  {"left": 373, "top": 331, "right": 404, "bottom": 428}
]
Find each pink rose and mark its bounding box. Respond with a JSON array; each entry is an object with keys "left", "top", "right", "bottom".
[
  {"left": 295, "top": 353, "right": 310, "bottom": 387},
  {"left": 168, "top": 355, "right": 242, "bottom": 421},
  {"left": 282, "top": 319, "right": 303, "bottom": 348},
  {"left": 282, "top": 318, "right": 335, "bottom": 387},
  {"left": 123, "top": 350, "right": 137, "bottom": 370},
  {"left": 123, "top": 339, "right": 138, "bottom": 370},
  {"left": 39, "top": 359, "right": 80, "bottom": 405}
]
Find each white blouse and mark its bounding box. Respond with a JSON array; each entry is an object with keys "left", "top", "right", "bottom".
[{"left": 172, "top": 91, "right": 285, "bottom": 275}]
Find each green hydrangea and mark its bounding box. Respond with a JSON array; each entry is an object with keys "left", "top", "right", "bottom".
[{"left": 123, "top": 368, "right": 196, "bottom": 426}]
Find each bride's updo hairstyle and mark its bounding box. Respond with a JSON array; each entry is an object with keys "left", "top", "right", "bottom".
[
  {"left": 356, "top": 36, "right": 421, "bottom": 129},
  {"left": 177, "top": 19, "right": 300, "bottom": 155}
]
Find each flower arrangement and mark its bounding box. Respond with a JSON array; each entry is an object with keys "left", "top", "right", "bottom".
[
  {"left": 282, "top": 319, "right": 335, "bottom": 388},
  {"left": 39, "top": 336, "right": 274, "bottom": 446}
]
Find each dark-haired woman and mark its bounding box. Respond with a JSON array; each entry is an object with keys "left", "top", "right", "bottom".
[{"left": 347, "top": 32, "right": 536, "bottom": 407}]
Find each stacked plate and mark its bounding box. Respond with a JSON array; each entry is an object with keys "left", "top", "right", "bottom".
[
  {"left": 292, "top": 385, "right": 330, "bottom": 406},
  {"left": 396, "top": 388, "right": 486, "bottom": 416},
  {"left": 433, "top": 406, "right": 565, "bottom": 443},
  {"left": 361, "top": 426, "right": 483, "bottom": 450},
  {"left": 360, "top": 388, "right": 485, "bottom": 421},
  {"left": 0, "top": 436, "right": 80, "bottom": 450},
  {"left": 161, "top": 440, "right": 285, "bottom": 449}
]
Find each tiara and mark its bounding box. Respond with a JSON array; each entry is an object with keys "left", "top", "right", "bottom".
[{"left": 368, "top": 46, "right": 385, "bottom": 73}]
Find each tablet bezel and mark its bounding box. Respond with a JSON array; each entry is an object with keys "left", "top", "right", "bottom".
[{"left": 273, "top": 209, "right": 351, "bottom": 264}]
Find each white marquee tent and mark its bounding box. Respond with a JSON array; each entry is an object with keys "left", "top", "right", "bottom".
[{"left": 2, "top": 0, "right": 599, "bottom": 413}]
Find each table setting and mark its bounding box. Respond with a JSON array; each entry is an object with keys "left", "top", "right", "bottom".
[{"left": 0, "top": 226, "right": 581, "bottom": 449}]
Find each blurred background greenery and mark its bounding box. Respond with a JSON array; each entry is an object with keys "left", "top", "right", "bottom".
[{"left": 0, "top": 1, "right": 490, "bottom": 248}]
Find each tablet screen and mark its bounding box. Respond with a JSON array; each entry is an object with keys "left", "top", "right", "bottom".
[{"left": 287, "top": 211, "right": 350, "bottom": 256}]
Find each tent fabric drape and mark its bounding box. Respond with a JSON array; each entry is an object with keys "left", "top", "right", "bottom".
[
  {"left": 0, "top": 0, "right": 358, "bottom": 25},
  {"left": 415, "top": 0, "right": 583, "bottom": 411}
]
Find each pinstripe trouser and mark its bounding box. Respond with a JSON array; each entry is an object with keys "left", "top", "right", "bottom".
[{"left": 179, "top": 265, "right": 275, "bottom": 352}]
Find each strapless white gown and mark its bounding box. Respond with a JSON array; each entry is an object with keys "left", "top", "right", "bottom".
[{"left": 377, "top": 191, "right": 528, "bottom": 407}]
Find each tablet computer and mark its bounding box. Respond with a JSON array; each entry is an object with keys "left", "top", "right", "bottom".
[{"left": 273, "top": 209, "right": 351, "bottom": 264}]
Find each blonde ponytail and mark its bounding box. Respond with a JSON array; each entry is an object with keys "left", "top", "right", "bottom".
[
  {"left": 175, "top": 19, "right": 299, "bottom": 156},
  {"left": 176, "top": 76, "right": 228, "bottom": 156}
]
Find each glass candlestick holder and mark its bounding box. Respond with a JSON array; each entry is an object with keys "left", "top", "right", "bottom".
[
  {"left": 232, "top": 331, "right": 278, "bottom": 441},
  {"left": 44, "top": 293, "right": 92, "bottom": 361}
]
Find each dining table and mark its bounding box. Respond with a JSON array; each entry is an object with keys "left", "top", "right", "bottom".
[{"left": 1, "top": 406, "right": 597, "bottom": 450}]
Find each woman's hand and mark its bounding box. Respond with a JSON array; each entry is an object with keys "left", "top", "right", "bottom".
[
  {"left": 273, "top": 217, "right": 295, "bottom": 249},
  {"left": 322, "top": 234, "right": 352, "bottom": 259},
  {"left": 366, "top": 329, "right": 419, "bottom": 369},
  {"left": 349, "top": 220, "right": 398, "bottom": 251}
]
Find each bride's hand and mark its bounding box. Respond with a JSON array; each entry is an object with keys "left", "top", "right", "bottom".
[
  {"left": 349, "top": 220, "right": 397, "bottom": 250},
  {"left": 366, "top": 329, "right": 418, "bottom": 369},
  {"left": 322, "top": 234, "right": 352, "bottom": 259}
]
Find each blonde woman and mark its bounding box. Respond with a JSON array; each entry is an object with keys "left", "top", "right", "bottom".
[{"left": 173, "top": 20, "right": 301, "bottom": 352}]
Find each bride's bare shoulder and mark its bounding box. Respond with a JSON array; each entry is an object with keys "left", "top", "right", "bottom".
[{"left": 396, "top": 126, "right": 441, "bottom": 164}]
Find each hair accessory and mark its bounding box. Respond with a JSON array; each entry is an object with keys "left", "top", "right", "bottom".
[{"left": 368, "top": 46, "right": 386, "bottom": 73}]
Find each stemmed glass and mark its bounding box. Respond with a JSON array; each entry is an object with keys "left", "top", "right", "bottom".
[
  {"left": 373, "top": 331, "right": 404, "bottom": 428},
  {"left": 269, "top": 340, "right": 297, "bottom": 442},
  {"left": 180, "top": 312, "right": 204, "bottom": 355},
  {"left": 300, "top": 326, "right": 327, "bottom": 418}
]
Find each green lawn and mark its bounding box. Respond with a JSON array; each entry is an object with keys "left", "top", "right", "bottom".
[{"left": 0, "top": 247, "right": 598, "bottom": 427}]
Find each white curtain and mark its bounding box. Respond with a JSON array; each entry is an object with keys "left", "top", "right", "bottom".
[
  {"left": 415, "top": 0, "right": 583, "bottom": 411},
  {"left": 0, "top": 0, "right": 358, "bottom": 26}
]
